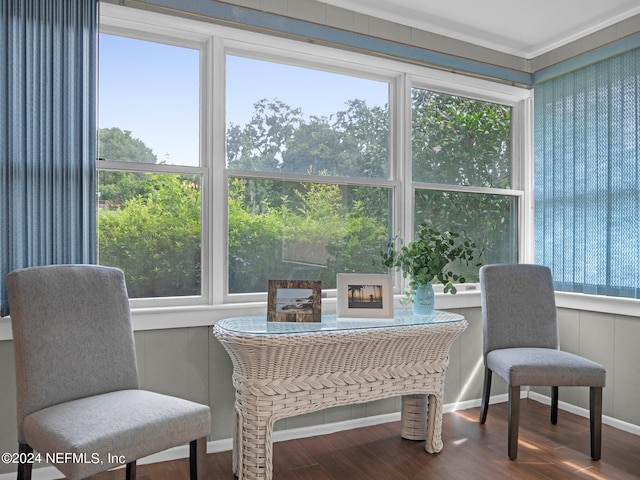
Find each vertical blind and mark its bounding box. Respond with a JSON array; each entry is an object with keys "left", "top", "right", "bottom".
[
  {"left": 534, "top": 48, "right": 640, "bottom": 298},
  {"left": 0, "top": 0, "right": 98, "bottom": 316}
]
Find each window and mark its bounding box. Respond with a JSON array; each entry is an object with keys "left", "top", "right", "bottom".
[
  {"left": 98, "top": 5, "right": 530, "bottom": 308},
  {"left": 225, "top": 55, "right": 392, "bottom": 295},
  {"left": 97, "top": 33, "right": 204, "bottom": 302},
  {"left": 411, "top": 88, "right": 519, "bottom": 278},
  {"left": 98, "top": 170, "right": 201, "bottom": 298}
]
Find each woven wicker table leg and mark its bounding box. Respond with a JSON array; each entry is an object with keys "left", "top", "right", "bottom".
[
  {"left": 233, "top": 406, "right": 240, "bottom": 476},
  {"left": 236, "top": 409, "right": 276, "bottom": 480},
  {"left": 425, "top": 393, "right": 444, "bottom": 453},
  {"left": 401, "top": 394, "right": 427, "bottom": 440}
]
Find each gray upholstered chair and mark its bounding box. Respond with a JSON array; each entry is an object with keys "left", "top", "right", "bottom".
[
  {"left": 7, "top": 264, "right": 211, "bottom": 480},
  {"left": 479, "top": 264, "right": 606, "bottom": 460}
]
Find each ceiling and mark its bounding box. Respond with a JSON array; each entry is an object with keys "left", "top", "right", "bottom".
[{"left": 316, "top": 0, "right": 640, "bottom": 59}]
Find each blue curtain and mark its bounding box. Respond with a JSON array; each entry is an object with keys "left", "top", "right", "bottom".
[
  {"left": 0, "top": 0, "right": 98, "bottom": 316},
  {"left": 534, "top": 48, "right": 640, "bottom": 298}
]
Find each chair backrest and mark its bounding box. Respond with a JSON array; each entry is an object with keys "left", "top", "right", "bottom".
[
  {"left": 480, "top": 264, "right": 559, "bottom": 359},
  {"left": 8, "top": 264, "right": 139, "bottom": 442}
]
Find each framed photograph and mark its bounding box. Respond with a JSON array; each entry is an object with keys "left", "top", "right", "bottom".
[
  {"left": 267, "top": 280, "right": 322, "bottom": 322},
  {"left": 336, "top": 274, "right": 393, "bottom": 318}
]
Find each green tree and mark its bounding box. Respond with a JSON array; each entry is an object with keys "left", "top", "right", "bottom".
[
  {"left": 324, "top": 200, "right": 388, "bottom": 280},
  {"left": 411, "top": 90, "right": 511, "bottom": 188},
  {"left": 98, "top": 128, "right": 202, "bottom": 298},
  {"left": 228, "top": 178, "right": 287, "bottom": 293},
  {"left": 98, "top": 127, "right": 158, "bottom": 163},
  {"left": 98, "top": 90, "right": 510, "bottom": 298},
  {"left": 331, "top": 99, "right": 389, "bottom": 179},
  {"left": 98, "top": 174, "right": 201, "bottom": 298},
  {"left": 281, "top": 117, "right": 342, "bottom": 175},
  {"left": 281, "top": 99, "right": 389, "bottom": 179},
  {"left": 411, "top": 90, "right": 514, "bottom": 275},
  {"left": 227, "top": 178, "right": 389, "bottom": 293},
  {"left": 97, "top": 127, "right": 158, "bottom": 207},
  {"left": 226, "top": 98, "right": 303, "bottom": 171}
]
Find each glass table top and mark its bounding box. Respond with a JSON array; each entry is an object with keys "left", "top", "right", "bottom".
[{"left": 215, "top": 309, "right": 464, "bottom": 334}]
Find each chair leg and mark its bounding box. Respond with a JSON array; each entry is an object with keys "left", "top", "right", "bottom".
[
  {"left": 17, "top": 443, "right": 33, "bottom": 480},
  {"left": 126, "top": 461, "right": 136, "bottom": 480},
  {"left": 479, "top": 367, "right": 492, "bottom": 424},
  {"left": 190, "top": 437, "right": 207, "bottom": 480},
  {"left": 590, "top": 386, "right": 603, "bottom": 461},
  {"left": 551, "top": 386, "right": 559, "bottom": 425},
  {"left": 508, "top": 385, "right": 520, "bottom": 460}
]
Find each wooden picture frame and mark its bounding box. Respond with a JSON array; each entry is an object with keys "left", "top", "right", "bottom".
[
  {"left": 336, "top": 273, "right": 393, "bottom": 318},
  {"left": 267, "top": 280, "right": 322, "bottom": 322}
]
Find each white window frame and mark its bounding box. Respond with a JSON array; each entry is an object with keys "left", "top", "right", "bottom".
[
  {"left": 98, "top": 4, "right": 533, "bottom": 323},
  {"left": 221, "top": 45, "right": 402, "bottom": 304},
  {"left": 98, "top": 18, "right": 212, "bottom": 309},
  {"left": 406, "top": 75, "right": 533, "bottom": 295}
]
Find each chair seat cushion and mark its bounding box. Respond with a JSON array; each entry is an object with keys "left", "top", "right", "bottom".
[
  {"left": 23, "top": 389, "right": 211, "bottom": 480},
  {"left": 486, "top": 347, "right": 606, "bottom": 387}
]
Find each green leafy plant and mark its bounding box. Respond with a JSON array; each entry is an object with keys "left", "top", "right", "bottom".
[{"left": 381, "top": 223, "right": 481, "bottom": 298}]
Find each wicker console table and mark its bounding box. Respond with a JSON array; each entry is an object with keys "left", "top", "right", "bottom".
[{"left": 213, "top": 309, "right": 467, "bottom": 480}]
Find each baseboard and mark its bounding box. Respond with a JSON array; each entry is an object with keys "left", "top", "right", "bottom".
[
  {"left": 4, "top": 393, "right": 638, "bottom": 480},
  {"left": 527, "top": 390, "right": 640, "bottom": 436}
]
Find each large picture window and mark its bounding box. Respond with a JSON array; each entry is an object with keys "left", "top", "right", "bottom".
[{"left": 98, "top": 5, "right": 529, "bottom": 307}]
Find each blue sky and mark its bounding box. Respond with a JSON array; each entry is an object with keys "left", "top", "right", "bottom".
[
  {"left": 225, "top": 54, "right": 388, "bottom": 127},
  {"left": 99, "top": 34, "right": 388, "bottom": 167},
  {"left": 99, "top": 34, "right": 200, "bottom": 165}
]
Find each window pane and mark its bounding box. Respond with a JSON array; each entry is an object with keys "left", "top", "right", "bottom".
[
  {"left": 412, "top": 89, "right": 511, "bottom": 188},
  {"left": 226, "top": 56, "right": 390, "bottom": 179},
  {"left": 98, "top": 171, "right": 201, "bottom": 298},
  {"left": 228, "top": 177, "right": 391, "bottom": 293},
  {"left": 414, "top": 189, "right": 518, "bottom": 282},
  {"left": 99, "top": 34, "right": 200, "bottom": 166}
]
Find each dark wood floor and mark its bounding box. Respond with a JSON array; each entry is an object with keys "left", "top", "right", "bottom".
[{"left": 95, "top": 399, "right": 640, "bottom": 480}]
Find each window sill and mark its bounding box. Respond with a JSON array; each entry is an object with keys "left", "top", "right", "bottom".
[
  {"left": 0, "top": 316, "right": 10, "bottom": 341},
  {"left": 0, "top": 292, "right": 482, "bottom": 341},
  {"left": 3, "top": 290, "right": 635, "bottom": 341},
  {"left": 555, "top": 291, "right": 640, "bottom": 317}
]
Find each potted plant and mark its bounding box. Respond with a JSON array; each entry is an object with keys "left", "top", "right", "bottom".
[{"left": 381, "top": 223, "right": 481, "bottom": 315}]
